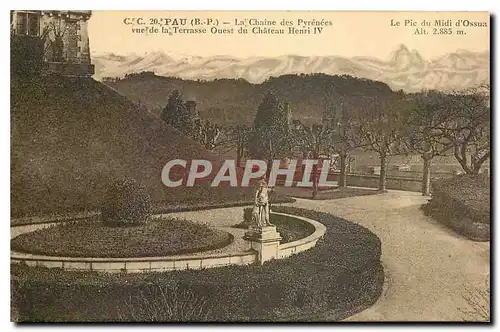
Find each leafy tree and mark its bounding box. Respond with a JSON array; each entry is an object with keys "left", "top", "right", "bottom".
[
  {"left": 161, "top": 90, "right": 196, "bottom": 137},
  {"left": 249, "top": 92, "right": 293, "bottom": 174}
]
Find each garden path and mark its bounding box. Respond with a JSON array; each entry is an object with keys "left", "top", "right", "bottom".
[
  {"left": 171, "top": 190, "right": 490, "bottom": 321},
  {"left": 290, "top": 190, "right": 490, "bottom": 322}
]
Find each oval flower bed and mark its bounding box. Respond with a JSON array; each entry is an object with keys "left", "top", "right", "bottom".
[{"left": 11, "top": 218, "right": 233, "bottom": 258}]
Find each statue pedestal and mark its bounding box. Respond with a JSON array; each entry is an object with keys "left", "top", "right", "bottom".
[{"left": 244, "top": 226, "right": 282, "bottom": 264}]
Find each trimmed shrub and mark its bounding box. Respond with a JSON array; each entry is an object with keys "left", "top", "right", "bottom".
[
  {"left": 101, "top": 178, "right": 153, "bottom": 226},
  {"left": 422, "top": 174, "right": 490, "bottom": 241}
]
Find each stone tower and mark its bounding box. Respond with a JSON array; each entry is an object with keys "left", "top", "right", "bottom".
[{"left": 11, "top": 10, "right": 94, "bottom": 76}]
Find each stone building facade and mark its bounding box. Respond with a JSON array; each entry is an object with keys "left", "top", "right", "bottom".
[{"left": 11, "top": 10, "right": 94, "bottom": 76}]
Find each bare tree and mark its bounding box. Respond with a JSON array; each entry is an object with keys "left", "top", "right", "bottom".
[
  {"left": 292, "top": 121, "right": 333, "bottom": 198},
  {"left": 439, "top": 84, "right": 490, "bottom": 175},
  {"left": 197, "top": 120, "right": 221, "bottom": 151},
  {"left": 215, "top": 125, "right": 251, "bottom": 166},
  {"left": 327, "top": 95, "right": 369, "bottom": 187},
  {"left": 356, "top": 93, "right": 410, "bottom": 191},
  {"left": 406, "top": 91, "right": 455, "bottom": 195}
]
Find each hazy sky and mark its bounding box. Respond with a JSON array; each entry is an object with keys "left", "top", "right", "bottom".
[{"left": 88, "top": 11, "right": 489, "bottom": 60}]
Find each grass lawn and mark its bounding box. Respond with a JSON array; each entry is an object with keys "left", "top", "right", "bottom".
[
  {"left": 11, "top": 218, "right": 233, "bottom": 258},
  {"left": 275, "top": 186, "right": 380, "bottom": 200}
]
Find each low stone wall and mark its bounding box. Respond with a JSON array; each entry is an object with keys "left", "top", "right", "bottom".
[
  {"left": 346, "top": 174, "right": 422, "bottom": 192},
  {"left": 11, "top": 212, "right": 326, "bottom": 273},
  {"left": 11, "top": 252, "right": 257, "bottom": 273}
]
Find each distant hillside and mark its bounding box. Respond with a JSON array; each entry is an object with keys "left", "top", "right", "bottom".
[
  {"left": 105, "top": 73, "right": 394, "bottom": 125},
  {"left": 93, "top": 44, "right": 490, "bottom": 92},
  {"left": 11, "top": 76, "right": 223, "bottom": 217}
]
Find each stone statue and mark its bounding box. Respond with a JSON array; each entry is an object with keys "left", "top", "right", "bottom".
[{"left": 252, "top": 178, "right": 274, "bottom": 227}]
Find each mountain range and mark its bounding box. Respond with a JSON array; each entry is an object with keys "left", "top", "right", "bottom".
[{"left": 91, "top": 44, "right": 489, "bottom": 92}]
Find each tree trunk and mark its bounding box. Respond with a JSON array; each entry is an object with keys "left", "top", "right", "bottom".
[
  {"left": 339, "top": 152, "right": 347, "bottom": 188},
  {"left": 236, "top": 141, "right": 244, "bottom": 167},
  {"left": 422, "top": 156, "right": 431, "bottom": 196},
  {"left": 471, "top": 151, "right": 490, "bottom": 176},
  {"left": 379, "top": 154, "right": 387, "bottom": 191},
  {"left": 454, "top": 144, "right": 472, "bottom": 174},
  {"left": 266, "top": 159, "right": 272, "bottom": 180}
]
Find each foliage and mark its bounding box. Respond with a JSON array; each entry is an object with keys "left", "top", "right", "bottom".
[
  {"left": 11, "top": 34, "right": 44, "bottom": 77},
  {"left": 353, "top": 93, "right": 411, "bottom": 189},
  {"left": 193, "top": 119, "right": 221, "bottom": 151},
  {"left": 12, "top": 207, "right": 383, "bottom": 322},
  {"left": 161, "top": 89, "right": 191, "bottom": 133},
  {"left": 107, "top": 73, "right": 393, "bottom": 126},
  {"left": 11, "top": 217, "right": 233, "bottom": 258},
  {"left": 101, "top": 178, "right": 153, "bottom": 226},
  {"left": 271, "top": 213, "right": 316, "bottom": 244},
  {"left": 422, "top": 174, "right": 490, "bottom": 241},
  {"left": 406, "top": 91, "right": 454, "bottom": 159},
  {"left": 291, "top": 121, "right": 333, "bottom": 159},
  {"left": 11, "top": 76, "right": 220, "bottom": 218},
  {"left": 42, "top": 20, "right": 67, "bottom": 62}
]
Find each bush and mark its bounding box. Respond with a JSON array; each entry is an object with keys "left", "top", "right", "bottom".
[
  {"left": 101, "top": 178, "right": 153, "bottom": 226},
  {"left": 422, "top": 174, "right": 490, "bottom": 241}
]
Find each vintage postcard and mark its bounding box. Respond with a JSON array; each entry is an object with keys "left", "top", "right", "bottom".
[{"left": 10, "top": 10, "right": 490, "bottom": 322}]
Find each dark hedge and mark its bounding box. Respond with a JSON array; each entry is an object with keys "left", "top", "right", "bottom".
[{"left": 422, "top": 174, "right": 490, "bottom": 241}]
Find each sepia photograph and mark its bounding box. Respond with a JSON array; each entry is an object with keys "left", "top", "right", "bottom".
[{"left": 9, "top": 9, "right": 491, "bottom": 323}]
